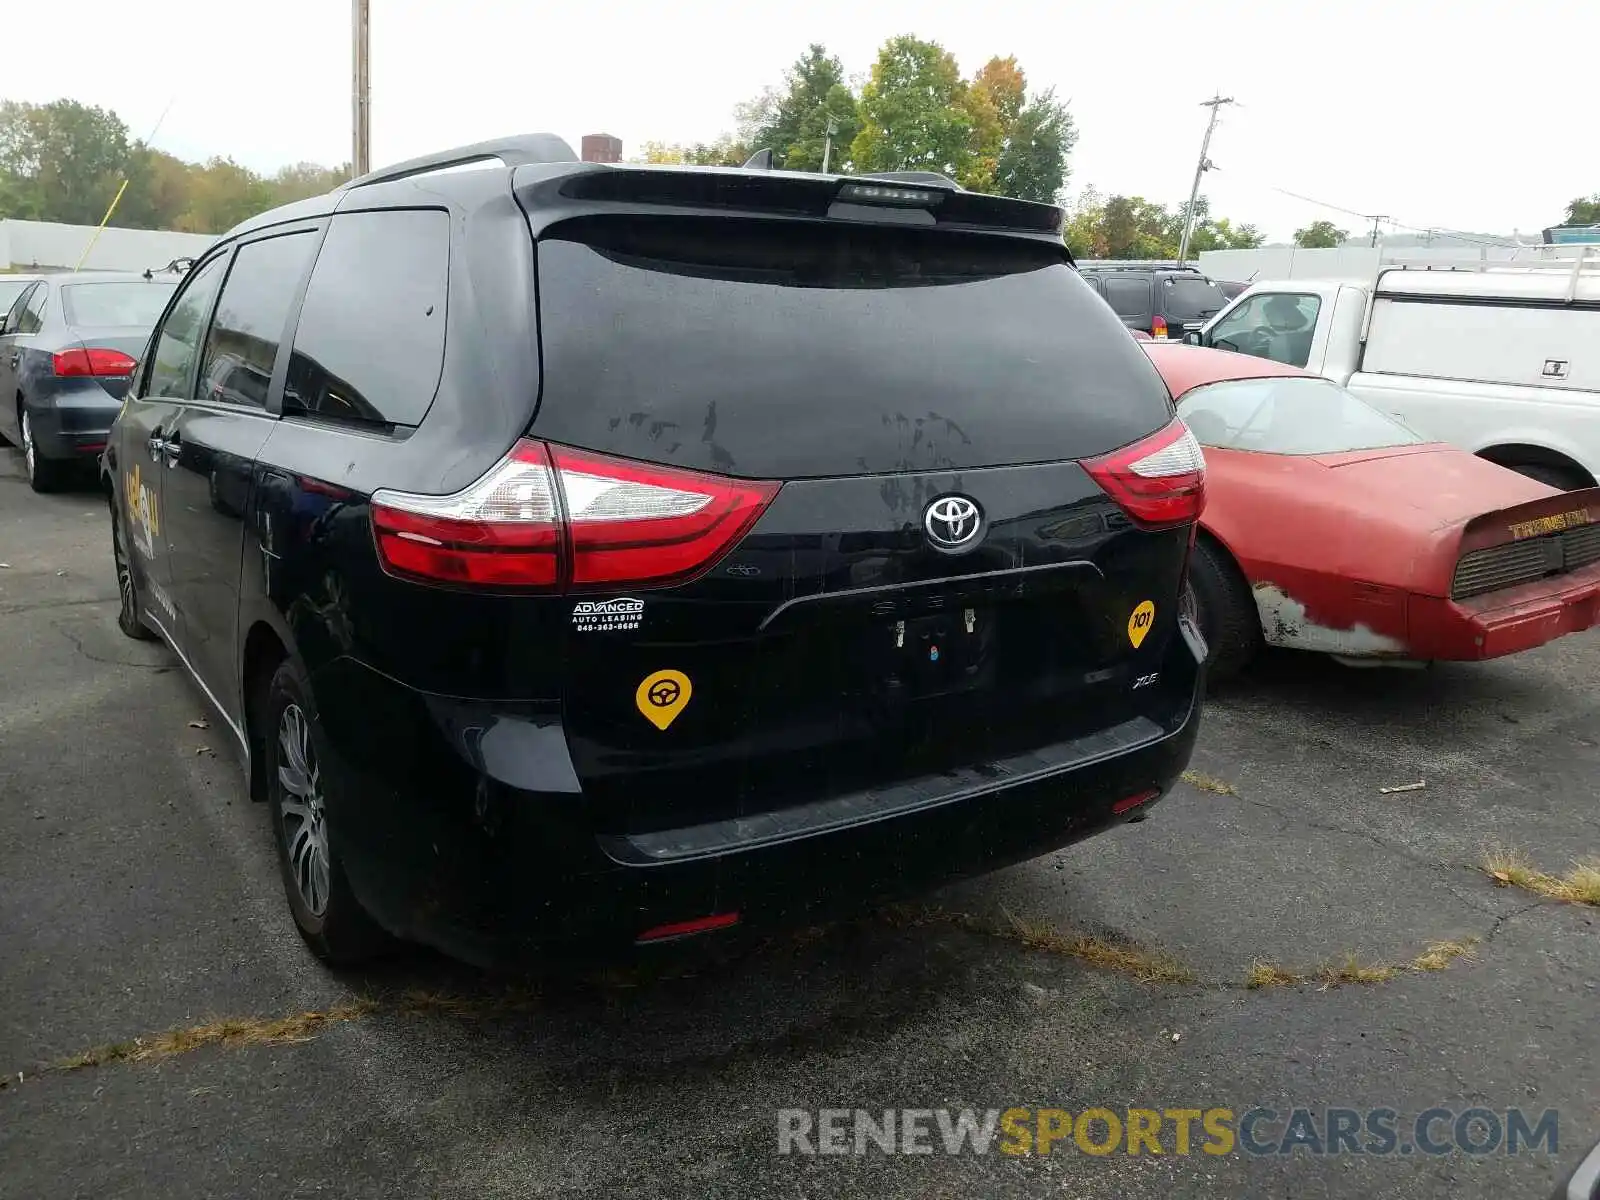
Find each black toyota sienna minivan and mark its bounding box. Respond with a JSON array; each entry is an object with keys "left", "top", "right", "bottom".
[{"left": 104, "top": 135, "right": 1207, "bottom": 966}]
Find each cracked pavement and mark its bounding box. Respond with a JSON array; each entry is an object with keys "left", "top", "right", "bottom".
[{"left": 2, "top": 452, "right": 1598, "bottom": 1199}]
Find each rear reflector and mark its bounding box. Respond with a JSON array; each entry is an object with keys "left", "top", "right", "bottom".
[
  {"left": 1112, "top": 789, "right": 1160, "bottom": 814},
  {"left": 372, "top": 440, "right": 779, "bottom": 590},
  {"left": 1082, "top": 419, "right": 1206, "bottom": 529},
  {"left": 635, "top": 912, "right": 741, "bottom": 944},
  {"left": 53, "top": 348, "right": 137, "bottom": 377}
]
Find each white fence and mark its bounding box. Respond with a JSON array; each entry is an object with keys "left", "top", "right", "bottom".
[{"left": 1, "top": 219, "right": 216, "bottom": 273}]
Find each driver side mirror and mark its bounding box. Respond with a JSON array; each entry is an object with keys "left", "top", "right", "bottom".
[{"left": 1182, "top": 331, "right": 1203, "bottom": 347}]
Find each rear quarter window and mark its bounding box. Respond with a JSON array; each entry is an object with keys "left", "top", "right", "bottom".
[
  {"left": 284, "top": 209, "right": 450, "bottom": 427},
  {"left": 532, "top": 216, "right": 1175, "bottom": 477}
]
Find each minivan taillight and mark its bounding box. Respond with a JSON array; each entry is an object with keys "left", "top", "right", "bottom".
[
  {"left": 370, "top": 440, "right": 779, "bottom": 590},
  {"left": 1082, "top": 419, "right": 1206, "bottom": 529}
]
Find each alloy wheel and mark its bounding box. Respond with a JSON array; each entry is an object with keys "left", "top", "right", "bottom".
[{"left": 277, "top": 703, "right": 331, "bottom": 917}]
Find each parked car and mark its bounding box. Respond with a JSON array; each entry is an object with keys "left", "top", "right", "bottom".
[
  {"left": 1187, "top": 252, "right": 1600, "bottom": 490},
  {"left": 104, "top": 135, "right": 1208, "bottom": 967},
  {"left": 1145, "top": 342, "right": 1600, "bottom": 679},
  {"left": 1079, "top": 263, "right": 1231, "bottom": 339},
  {"left": 0, "top": 270, "right": 178, "bottom": 491}
]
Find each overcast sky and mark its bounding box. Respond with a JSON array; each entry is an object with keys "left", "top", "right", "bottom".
[{"left": 11, "top": 0, "right": 1590, "bottom": 240}]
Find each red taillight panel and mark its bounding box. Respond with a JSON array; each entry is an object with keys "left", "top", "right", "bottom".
[
  {"left": 371, "top": 440, "right": 779, "bottom": 591},
  {"left": 53, "top": 348, "right": 137, "bottom": 377},
  {"left": 1151, "top": 316, "right": 1168, "bottom": 339},
  {"left": 551, "top": 445, "right": 779, "bottom": 588},
  {"left": 1082, "top": 418, "right": 1207, "bottom": 529}
]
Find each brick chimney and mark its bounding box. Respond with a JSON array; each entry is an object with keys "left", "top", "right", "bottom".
[{"left": 581, "top": 133, "right": 622, "bottom": 164}]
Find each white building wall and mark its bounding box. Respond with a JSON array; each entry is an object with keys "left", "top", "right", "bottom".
[{"left": 1, "top": 219, "right": 216, "bottom": 273}]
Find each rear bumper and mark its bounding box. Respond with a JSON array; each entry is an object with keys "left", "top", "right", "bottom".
[
  {"left": 25, "top": 389, "right": 120, "bottom": 458},
  {"left": 1409, "top": 562, "right": 1600, "bottom": 660},
  {"left": 314, "top": 622, "right": 1206, "bottom": 967}
]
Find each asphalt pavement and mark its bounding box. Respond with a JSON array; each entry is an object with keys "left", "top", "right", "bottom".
[{"left": 2, "top": 448, "right": 1597, "bottom": 1199}]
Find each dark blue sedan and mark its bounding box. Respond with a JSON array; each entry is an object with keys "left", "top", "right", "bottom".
[{"left": 0, "top": 271, "right": 178, "bottom": 491}]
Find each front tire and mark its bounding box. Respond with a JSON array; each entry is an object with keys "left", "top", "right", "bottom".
[
  {"left": 264, "top": 658, "right": 391, "bottom": 964},
  {"left": 1188, "top": 536, "right": 1262, "bottom": 683}
]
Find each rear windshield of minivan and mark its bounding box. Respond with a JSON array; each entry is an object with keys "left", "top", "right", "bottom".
[
  {"left": 1162, "top": 277, "right": 1228, "bottom": 321},
  {"left": 532, "top": 216, "right": 1174, "bottom": 478}
]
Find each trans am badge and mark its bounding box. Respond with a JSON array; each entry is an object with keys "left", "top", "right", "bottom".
[{"left": 123, "top": 463, "right": 160, "bottom": 561}]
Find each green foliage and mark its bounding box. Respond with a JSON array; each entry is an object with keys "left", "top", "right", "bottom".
[
  {"left": 995, "top": 90, "right": 1076, "bottom": 204},
  {"left": 1064, "top": 190, "right": 1262, "bottom": 260},
  {"left": 1564, "top": 195, "right": 1600, "bottom": 225},
  {"left": 851, "top": 36, "right": 974, "bottom": 182},
  {"left": 740, "top": 44, "right": 856, "bottom": 172},
  {"left": 634, "top": 137, "right": 750, "bottom": 167},
  {"left": 1294, "top": 219, "right": 1347, "bottom": 248},
  {"left": 0, "top": 99, "right": 349, "bottom": 235}
]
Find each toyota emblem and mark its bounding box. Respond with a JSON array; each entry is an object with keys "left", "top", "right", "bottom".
[{"left": 924, "top": 495, "right": 983, "bottom": 551}]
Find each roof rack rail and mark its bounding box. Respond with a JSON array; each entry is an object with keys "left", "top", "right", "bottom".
[
  {"left": 1380, "top": 245, "right": 1600, "bottom": 302},
  {"left": 340, "top": 134, "right": 578, "bottom": 191},
  {"left": 1076, "top": 260, "right": 1201, "bottom": 273}
]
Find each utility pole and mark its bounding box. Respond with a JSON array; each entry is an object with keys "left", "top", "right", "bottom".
[
  {"left": 1177, "top": 93, "right": 1234, "bottom": 265},
  {"left": 351, "top": 0, "right": 371, "bottom": 178},
  {"left": 821, "top": 115, "right": 839, "bottom": 174},
  {"left": 1366, "top": 214, "right": 1389, "bottom": 247}
]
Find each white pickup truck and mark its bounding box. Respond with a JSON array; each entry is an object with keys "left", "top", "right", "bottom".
[{"left": 1187, "top": 251, "right": 1600, "bottom": 489}]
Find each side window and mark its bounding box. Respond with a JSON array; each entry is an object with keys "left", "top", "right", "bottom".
[
  {"left": 2, "top": 284, "right": 35, "bottom": 334},
  {"left": 1103, "top": 276, "right": 1151, "bottom": 319},
  {"left": 17, "top": 283, "right": 49, "bottom": 334},
  {"left": 1209, "top": 293, "right": 1321, "bottom": 368},
  {"left": 285, "top": 209, "right": 450, "bottom": 428},
  {"left": 198, "top": 231, "right": 318, "bottom": 409},
  {"left": 146, "top": 255, "right": 228, "bottom": 400}
]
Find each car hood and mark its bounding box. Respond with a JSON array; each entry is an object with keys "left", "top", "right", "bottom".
[{"left": 1307, "top": 444, "right": 1555, "bottom": 532}]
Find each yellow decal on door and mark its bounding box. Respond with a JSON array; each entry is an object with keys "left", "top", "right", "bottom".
[
  {"left": 636, "top": 669, "right": 692, "bottom": 730},
  {"left": 1127, "top": 601, "right": 1156, "bottom": 648}
]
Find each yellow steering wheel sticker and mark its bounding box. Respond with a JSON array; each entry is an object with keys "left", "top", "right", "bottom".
[
  {"left": 1127, "top": 600, "right": 1156, "bottom": 648},
  {"left": 636, "top": 669, "right": 692, "bottom": 730}
]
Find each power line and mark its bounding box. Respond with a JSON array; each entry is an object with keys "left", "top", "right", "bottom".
[{"left": 1248, "top": 179, "right": 1517, "bottom": 248}]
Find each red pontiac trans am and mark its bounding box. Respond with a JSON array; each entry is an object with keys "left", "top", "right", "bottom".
[{"left": 1142, "top": 343, "right": 1600, "bottom": 678}]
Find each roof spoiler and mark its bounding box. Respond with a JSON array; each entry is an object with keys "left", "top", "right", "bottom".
[{"left": 341, "top": 133, "right": 578, "bottom": 191}]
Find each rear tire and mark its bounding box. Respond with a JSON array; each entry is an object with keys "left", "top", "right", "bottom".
[
  {"left": 1507, "top": 462, "right": 1588, "bottom": 492},
  {"left": 1188, "top": 536, "right": 1261, "bottom": 683},
  {"left": 110, "top": 502, "right": 157, "bottom": 641},
  {"left": 20, "top": 407, "right": 63, "bottom": 494},
  {"left": 263, "top": 658, "right": 392, "bottom": 965}
]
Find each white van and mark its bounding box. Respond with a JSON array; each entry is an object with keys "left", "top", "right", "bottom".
[{"left": 1189, "top": 251, "right": 1600, "bottom": 489}]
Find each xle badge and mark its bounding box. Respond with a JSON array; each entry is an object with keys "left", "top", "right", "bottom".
[
  {"left": 636, "top": 670, "right": 692, "bottom": 730},
  {"left": 1127, "top": 600, "right": 1156, "bottom": 648}
]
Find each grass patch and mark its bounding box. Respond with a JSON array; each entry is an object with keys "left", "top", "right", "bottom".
[
  {"left": 1483, "top": 848, "right": 1600, "bottom": 905},
  {"left": 1181, "top": 770, "right": 1237, "bottom": 796},
  {"left": 883, "top": 904, "right": 1196, "bottom": 984},
  {"left": 52, "top": 999, "right": 378, "bottom": 1073},
  {"left": 1246, "top": 938, "right": 1479, "bottom": 989}
]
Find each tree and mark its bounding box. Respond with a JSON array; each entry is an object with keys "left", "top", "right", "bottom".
[
  {"left": 994, "top": 90, "right": 1076, "bottom": 204},
  {"left": 1563, "top": 195, "right": 1600, "bottom": 225},
  {"left": 269, "top": 162, "right": 351, "bottom": 204},
  {"left": 851, "top": 36, "right": 973, "bottom": 182},
  {"left": 1062, "top": 189, "right": 1263, "bottom": 259},
  {"left": 634, "top": 137, "right": 749, "bottom": 167},
  {"left": 741, "top": 44, "right": 857, "bottom": 172},
  {"left": 175, "top": 157, "right": 274, "bottom": 234},
  {"left": 1294, "top": 219, "right": 1348, "bottom": 248},
  {"left": 0, "top": 100, "right": 131, "bottom": 225}
]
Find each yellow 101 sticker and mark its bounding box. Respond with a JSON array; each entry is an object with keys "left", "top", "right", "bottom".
[{"left": 1127, "top": 601, "right": 1156, "bottom": 648}]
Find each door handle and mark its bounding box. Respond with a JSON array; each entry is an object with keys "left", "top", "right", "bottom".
[
  {"left": 147, "top": 432, "right": 166, "bottom": 461},
  {"left": 162, "top": 431, "right": 181, "bottom": 468},
  {"left": 7, "top": 353, "right": 16, "bottom": 369}
]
